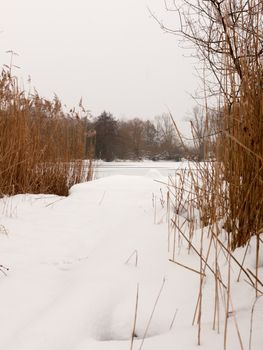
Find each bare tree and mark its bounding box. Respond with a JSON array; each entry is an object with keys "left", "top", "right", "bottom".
[
  {"left": 155, "top": 114, "right": 181, "bottom": 160},
  {"left": 151, "top": 0, "right": 263, "bottom": 103}
]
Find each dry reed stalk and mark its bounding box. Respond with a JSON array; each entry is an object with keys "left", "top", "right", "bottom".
[
  {"left": 213, "top": 224, "right": 220, "bottom": 333},
  {"left": 169, "top": 308, "right": 178, "bottom": 330},
  {"left": 172, "top": 219, "right": 227, "bottom": 289},
  {"left": 171, "top": 216, "right": 187, "bottom": 260},
  {"left": 224, "top": 238, "right": 231, "bottom": 350},
  {"left": 255, "top": 234, "right": 261, "bottom": 297},
  {"left": 229, "top": 296, "right": 244, "bottom": 350},
  {"left": 192, "top": 292, "right": 201, "bottom": 326},
  {"left": 249, "top": 295, "right": 263, "bottom": 350},
  {"left": 130, "top": 283, "right": 139, "bottom": 350},
  {"left": 169, "top": 258, "right": 206, "bottom": 277},
  {"left": 153, "top": 194, "right": 157, "bottom": 224},
  {"left": 139, "top": 278, "right": 166, "bottom": 350},
  {"left": 243, "top": 279, "right": 263, "bottom": 296},
  {"left": 246, "top": 269, "right": 263, "bottom": 289},
  {"left": 192, "top": 232, "right": 215, "bottom": 326},
  {"left": 197, "top": 226, "right": 204, "bottom": 345},
  {"left": 211, "top": 230, "right": 256, "bottom": 287},
  {"left": 237, "top": 240, "right": 251, "bottom": 282}
]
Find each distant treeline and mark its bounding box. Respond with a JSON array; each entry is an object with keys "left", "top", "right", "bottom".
[{"left": 88, "top": 111, "right": 186, "bottom": 162}]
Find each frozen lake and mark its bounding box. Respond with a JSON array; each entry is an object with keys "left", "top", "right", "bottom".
[{"left": 93, "top": 160, "right": 189, "bottom": 179}]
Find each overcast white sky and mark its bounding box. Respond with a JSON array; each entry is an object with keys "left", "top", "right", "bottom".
[{"left": 1, "top": 0, "right": 199, "bottom": 132}]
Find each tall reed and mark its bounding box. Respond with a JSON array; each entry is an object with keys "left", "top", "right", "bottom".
[
  {"left": 0, "top": 68, "right": 94, "bottom": 196},
  {"left": 220, "top": 60, "right": 263, "bottom": 249}
]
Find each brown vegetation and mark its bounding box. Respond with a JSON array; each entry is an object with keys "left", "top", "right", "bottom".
[
  {"left": 153, "top": 1, "right": 263, "bottom": 348},
  {"left": 158, "top": 0, "right": 263, "bottom": 249},
  {"left": 0, "top": 68, "right": 94, "bottom": 196}
]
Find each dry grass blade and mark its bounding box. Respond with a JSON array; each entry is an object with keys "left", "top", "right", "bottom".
[
  {"left": 125, "top": 250, "right": 138, "bottom": 267},
  {"left": 130, "top": 283, "right": 139, "bottom": 350},
  {"left": 139, "top": 278, "right": 166, "bottom": 350}
]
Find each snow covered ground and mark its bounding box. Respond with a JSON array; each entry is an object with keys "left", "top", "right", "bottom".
[{"left": 0, "top": 161, "right": 262, "bottom": 350}]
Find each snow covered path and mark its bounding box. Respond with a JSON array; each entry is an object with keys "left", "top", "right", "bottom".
[
  {"left": 0, "top": 169, "right": 262, "bottom": 350},
  {"left": 0, "top": 175, "right": 188, "bottom": 350}
]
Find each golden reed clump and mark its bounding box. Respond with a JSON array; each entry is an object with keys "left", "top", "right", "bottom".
[
  {"left": 0, "top": 69, "right": 94, "bottom": 196},
  {"left": 220, "top": 61, "right": 263, "bottom": 249}
]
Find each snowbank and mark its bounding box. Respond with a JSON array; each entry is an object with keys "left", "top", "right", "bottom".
[{"left": 0, "top": 163, "right": 262, "bottom": 350}]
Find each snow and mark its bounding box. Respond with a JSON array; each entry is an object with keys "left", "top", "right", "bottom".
[{"left": 0, "top": 160, "right": 262, "bottom": 350}]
